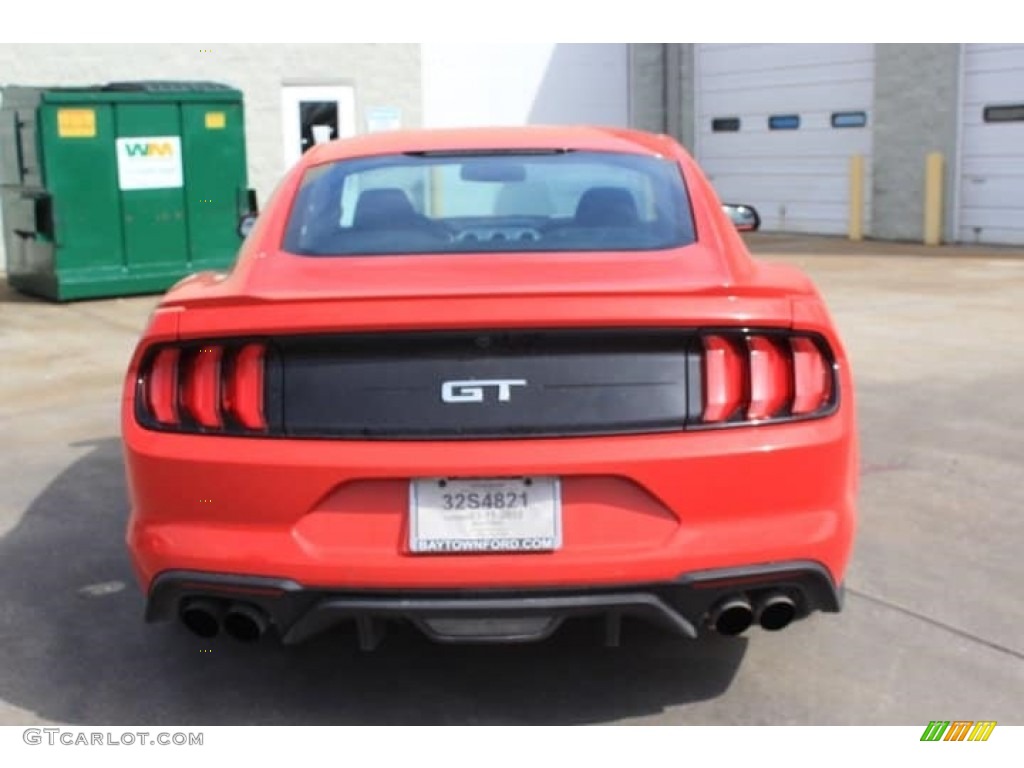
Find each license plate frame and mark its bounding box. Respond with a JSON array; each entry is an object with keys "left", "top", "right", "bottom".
[{"left": 409, "top": 476, "right": 562, "bottom": 554}]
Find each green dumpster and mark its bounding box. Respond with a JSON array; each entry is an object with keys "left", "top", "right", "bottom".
[{"left": 0, "top": 81, "right": 257, "bottom": 301}]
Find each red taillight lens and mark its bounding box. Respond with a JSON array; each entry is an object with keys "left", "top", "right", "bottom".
[
  {"left": 746, "top": 336, "right": 792, "bottom": 421},
  {"left": 790, "top": 337, "right": 832, "bottom": 415},
  {"left": 145, "top": 348, "right": 180, "bottom": 425},
  {"left": 703, "top": 335, "right": 746, "bottom": 422},
  {"left": 181, "top": 346, "right": 223, "bottom": 428},
  {"left": 139, "top": 342, "right": 267, "bottom": 433},
  {"left": 699, "top": 332, "right": 834, "bottom": 426},
  {"left": 224, "top": 343, "right": 266, "bottom": 430}
]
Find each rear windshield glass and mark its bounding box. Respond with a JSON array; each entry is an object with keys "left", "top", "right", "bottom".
[{"left": 282, "top": 151, "right": 696, "bottom": 256}]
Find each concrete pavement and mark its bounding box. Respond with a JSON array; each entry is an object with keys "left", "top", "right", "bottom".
[{"left": 0, "top": 241, "right": 1021, "bottom": 724}]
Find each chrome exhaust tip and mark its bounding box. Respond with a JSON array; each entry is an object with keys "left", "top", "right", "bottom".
[
  {"left": 756, "top": 592, "right": 797, "bottom": 631},
  {"left": 223, "top": 602, "right": 268, "bottom": 643}
]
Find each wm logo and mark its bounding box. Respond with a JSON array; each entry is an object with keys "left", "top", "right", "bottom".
[
  {"left": 920, "top": 721, "right": 996, "bottom": 741},
  {"left": 123, "top": 142, "right": 174, "bottom": 157}
]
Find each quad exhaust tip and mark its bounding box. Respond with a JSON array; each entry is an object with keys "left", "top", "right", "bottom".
[
  {"left": 709, "top": 591, "right": 798, "bottom": 635},
  {"left": 179, "top": 598, "right": 269, "bottom": 642}
]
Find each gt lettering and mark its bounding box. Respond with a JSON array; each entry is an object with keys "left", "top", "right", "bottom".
[{"left": 440, "top": 379, "right": 527, "bottom": 403}]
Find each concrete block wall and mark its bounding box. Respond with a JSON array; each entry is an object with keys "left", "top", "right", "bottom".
[
  {"left": 628, "top": 44, "right": 667, "bottom": 134},
  {"left": 670, "top": 44, "right": 696, "bottom": 153},
  {"left": 871, "top": 44, "right": 960, "bottom": 242},
  {"left": 0, "top": 43, "right": 422, "bottom": 272},
  {"left": 627, "top": 43, "right": 695, "bottom": 152}
]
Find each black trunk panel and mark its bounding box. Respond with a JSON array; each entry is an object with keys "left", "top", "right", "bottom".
[{"left": 274, "top": 330, "right": 696, "bottom": 439}]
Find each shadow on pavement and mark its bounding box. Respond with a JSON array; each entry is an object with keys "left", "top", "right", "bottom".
[{"left": 0, "top": 438, "right": 746, "bottom": 725}]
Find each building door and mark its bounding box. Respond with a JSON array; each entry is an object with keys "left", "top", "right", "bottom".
[
  {"left": 695, "top": 44, "right": 875, "bottom": 235},
  {"left": 281, "top": 85, "right": 356, "bottom": 170},
  {"left": 956, "top": 44, "right": 1024, "bottom": 245}
]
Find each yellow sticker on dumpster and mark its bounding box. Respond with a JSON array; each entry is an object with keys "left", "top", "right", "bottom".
[
  {"left": 205, "top": 111, "right": 226, "bottom": 129},
  {"left": 57, "top": 108, "right": 96, "bottom": 138}
]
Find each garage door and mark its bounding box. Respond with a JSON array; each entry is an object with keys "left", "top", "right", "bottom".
[
  {"left": 421, "top": 44, "right": 628, "bottom": 128},
  {"left": 957, "top": 44, "right": 1024, "bottom": 245},
  {"left": 695, "top": 44, "right": 874, "bottom": 235}
]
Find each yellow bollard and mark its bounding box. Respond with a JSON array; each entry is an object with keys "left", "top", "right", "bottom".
[
  {"left": 923, "top": 152, "right": 944, "bottom": 246},
  {"left": 848, "top": 155, "right": 864, "bottom": 241}
]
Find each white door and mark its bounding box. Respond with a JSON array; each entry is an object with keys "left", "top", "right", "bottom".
[
  {"left": 956, "top": 44, "right": 1024, "bottom": 245},
  {"left": 421, "top": 44, "right": 628, "bottom": 128},
  {"left": 281, "top": 85, "right": 356, "bottom": 171},
  {"left": 695, "top": 44, "right": 874, "bottom": 235}
]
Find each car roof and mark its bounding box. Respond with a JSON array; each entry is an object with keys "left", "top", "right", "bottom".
[{"left": 303, "top": 125, "right": 677, "bottom": 164}]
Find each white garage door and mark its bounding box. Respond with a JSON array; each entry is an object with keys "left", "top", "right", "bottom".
[
  {"left": 695, "top": 44, "right": 874, "bottom": 235},
  {"left": 421, "top": 44, "right": 628, "bottom": 128},
  {"left": 957, "top": 44, "right": 1024, "bottom": 245}
]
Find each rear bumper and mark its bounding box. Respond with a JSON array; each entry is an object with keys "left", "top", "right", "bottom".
[
  {"left": 147, "top": 561, "right": 843, "bottom": 645},
  {"left": 124, "top": 410, "right": 858, "bottom": 592}
]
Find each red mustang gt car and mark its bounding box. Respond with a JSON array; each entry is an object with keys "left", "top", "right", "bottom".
[{"left": 122, "top": 126, "right": 857, "bottom": 649}]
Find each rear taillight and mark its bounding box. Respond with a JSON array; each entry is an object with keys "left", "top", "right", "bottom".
[
  {"left": 145, "top": 348, "right": 180, "bottom": 425},
  {"left": 224, "top": 344, "right": 266, "bottom": 430},
  {"left": 790, "top": 336, "right": 833, "bottom": 415},
  {"left": 181, "top": 346, "right": 223, "bottom": 428},
  {"left": 746, "top": 336, "right": 792, "bottom": 421},
  {"left": 702, "top": 335, "right": 745, "bottom": 422},
  {"left": 699, "top": 331, "right": 835, "bottom": 426},
  {"left": 138, "top": 342, "right": 268, "bottom": 433}
]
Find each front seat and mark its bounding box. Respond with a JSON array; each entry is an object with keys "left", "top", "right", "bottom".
[
  {"left": 352, "top": 188, "right": 419, "bottom": 229},
  {"left": 574, "top": 186, "right": 640, "bottom": 227}
]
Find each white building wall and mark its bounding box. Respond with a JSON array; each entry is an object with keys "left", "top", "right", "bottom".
[{"left": 421, "top": 43, "right": 628, "bottom": 128}]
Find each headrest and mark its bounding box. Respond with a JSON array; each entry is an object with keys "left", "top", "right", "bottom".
[
  {"left": 574, "top": 186, "right": 640, "bottom": 226},
  {"left": 353, "top": 188, "right": 417, "bottom": 229}
]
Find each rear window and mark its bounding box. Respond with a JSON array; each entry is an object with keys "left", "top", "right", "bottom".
[{"left": 282, "top": 150, "right": 696, "bottom": 256}]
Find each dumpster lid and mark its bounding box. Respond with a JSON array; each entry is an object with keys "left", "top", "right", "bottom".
[
  {"left": 33, "top": 81, "right": 243, "bottom": 104},
  {"left": 101, "top": 81, "right": 237, "bottom": 93}
]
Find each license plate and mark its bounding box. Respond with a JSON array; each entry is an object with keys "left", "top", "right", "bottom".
[{"left": 409, "top": 477, "right": 561, "bottom": 554}]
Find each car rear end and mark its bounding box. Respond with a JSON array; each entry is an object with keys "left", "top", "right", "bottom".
[{"left": 122, "top": 128, "right": 857, "bottom": 648}]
